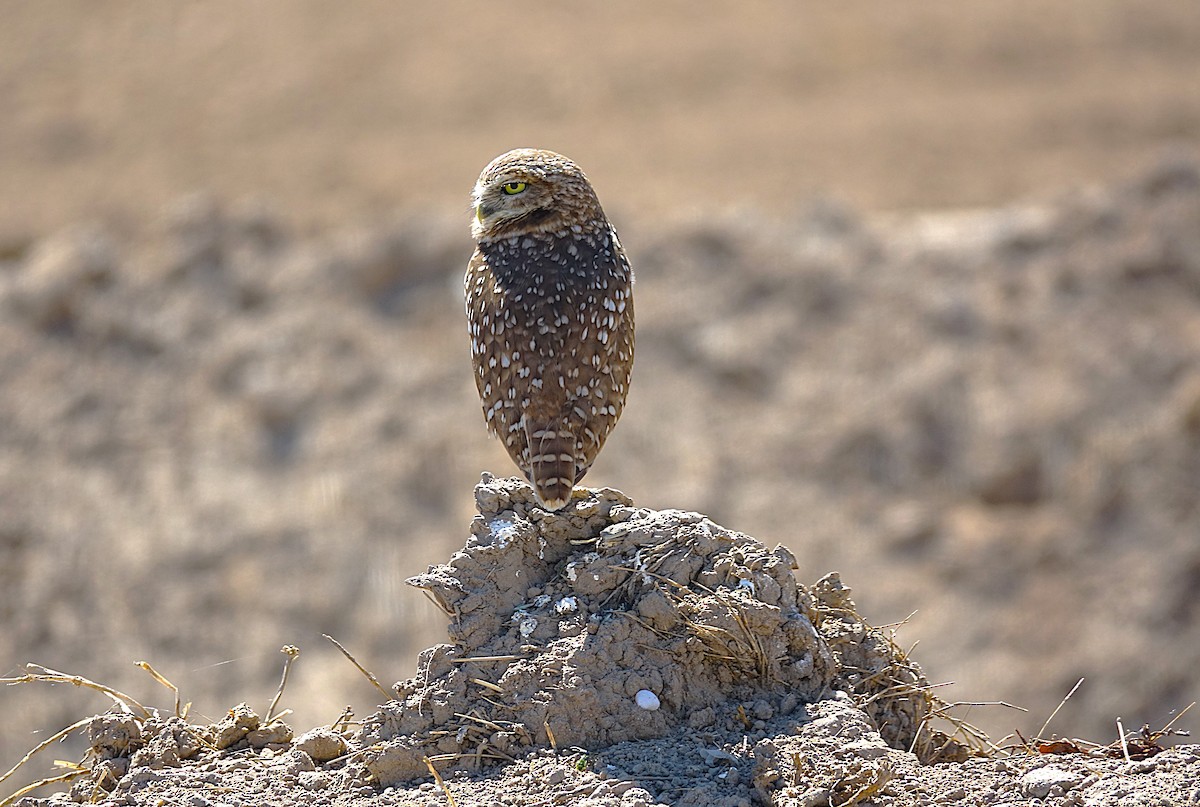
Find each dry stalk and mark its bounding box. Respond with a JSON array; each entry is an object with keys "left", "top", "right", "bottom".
[
  {"left": 423, "top": 756, "right": 458, "bottom": 807},
  {"left": 0, "top": 769, "right": 89, "bottom": 807},
  {"left": 918, "top": 699, "right": 1023, "bottom": 758},
  {"left": 1037, "top": 677, "right": 1085, "bottom": 740},
  {"left": 264, "top": 645, "right": 300, "bottom": 724},
  {"left": 453, "top": 712, "right": 505, "bottom": 732},
  {"left": 0, "top": 715, "right": 94, "bottom": 791},
  {"left": 135, "top": 660, "right": 186, "bottom": 719},
  {"left": 323, "top": 634, "right": 393, "bottom": 700},
  {"left": 1116, "top": 718, "right": 1131, "bottom": 763},
  {"left": 3, "top": 664, "right": 151, "bottom": 719},
  {"left": 833, "top": 763, "right": 893, "bottom": 807},
  {"left": 469, "top": 677, "right": 503, "bottom": 694},
  {"left": 426, "top": 748, "right": 516, "bottom": 765},
  {"left": 449, "top": 654, "right": 526, "bottom": 664},
  {"left": 1158, "top": 701, "right": 1195, "bottom": 735},
  {"left": 330, "top": 705, "right": 355, "bottom": 733}
]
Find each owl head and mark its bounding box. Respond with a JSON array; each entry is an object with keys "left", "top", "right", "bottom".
[{"left": 471, "top": 149, "right": 606, "bottom": 241}]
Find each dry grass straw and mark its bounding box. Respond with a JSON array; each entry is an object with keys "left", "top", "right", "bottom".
[
  {"left": 265, "top": 645, "right": 301, "bottom": 723},
  {"left": 819, "top": 607, "right": 1013, "bottom": 763},
  {"left": 828, "top": 614, "right": 956, "bottom": 757},
  {"left": 0, "top": 661, "right": 171, "bottom": 805},
  {"left": 330, "top": 705, "right": 356, "bottom": 733},
  {"left": 0, "top": 768, "right": 89, "bottom": 807},
  {"left": 324, "top": 633, "right": 394, "bottom": 701},
  {"left": 619, "top": 559, "right": 1008, "bottom": 761},
  {"left": 411, "top": 585, "right": 457, "bottom": 619},
  {"left": 618, "top": 569, "right": 775, "bottom": 682},
  {"left": 1, "top": 648, "right": 309, "bottom": 805},
  {"left": 834, "top": 763, "right": 894, "bottom": 807},
  {"left": 0, "top": 716, "right": 95, "bottom": 806},
  {"left": 423, "top": 756, "right": 459, "bottom": 807},
  {"left": 1038, "top": 676, "right": 1084, "bottom": 740},
  {"left": 789, "top": 748, "right": 894, "bottom": 807},
  {"left": 2, "top": 664, "right": 152, "bottom": 719},
  {"left": 134, "top": 660, "right": 188, "bottom": 719},
  {"left": 998, "top": 678, "right": 1193, "bottom": 764},
  {"left": 422, "top": 711, "right": 530, "bottom": 769}
]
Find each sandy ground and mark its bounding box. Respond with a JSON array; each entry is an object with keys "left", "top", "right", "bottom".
[{"left": 2, "top": 2, "right": 1200, "bottom": 804}]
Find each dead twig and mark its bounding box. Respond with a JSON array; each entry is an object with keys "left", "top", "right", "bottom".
[
  {"left": 323, "top": 634, "right": 393, "bottom": 701},
  {"left": 135, "top": 660, "right": 186, "bottom": 719},
  {"left": 1116, "top": 718, "right": 1131, "bottom": 763},
  {"left": 1037, "top": 677, "right": 1085, "bottom": 740},
  {"left": 3, "top": 664, "right": 151, "bottom": 719},
  {"left": 0, "top": 769, "right": 89, "bottom": 807},
  {"left": 0, "top": 716, "right": 94, "bottom": 791},
  {"left": 264, "top": 645, "right": 300, "bottom": 724},
  {"left": 423, "top": 756, "right": 458, "bottom": 807},
  {"left": 325, "top": 707, "right": 353, "bottom": 736}
]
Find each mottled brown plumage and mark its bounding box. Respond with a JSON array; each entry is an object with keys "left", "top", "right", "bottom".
[{"left": 465, "top": 149, "right": 635, "bottom": 510}]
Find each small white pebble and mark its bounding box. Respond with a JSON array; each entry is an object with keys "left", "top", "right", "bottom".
[
  {"left": 635, "top": 690, "right": 660, "bottom": 711},
  {"left": 555, "top": 596, "right": 578, "bottom": 614}
]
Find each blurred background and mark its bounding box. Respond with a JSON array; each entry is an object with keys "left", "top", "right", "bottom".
[{"left": 2, "top": 0, "right": 1199, "bottom": 785}]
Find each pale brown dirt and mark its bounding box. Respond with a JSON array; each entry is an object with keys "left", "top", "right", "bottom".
[
  {"left": 1, "top": 1, "right": 1198, "bottom": 241},
  {"left": 5, "top": 164, "right": 1200, "bottom": 804},
  {"left": 2, "top": 3, "right": 1200, "bottom": 804},
  {"left": 11, "top": 483, "right": 1200, "bottom": 807}
]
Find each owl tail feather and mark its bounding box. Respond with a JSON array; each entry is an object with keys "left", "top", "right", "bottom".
[{"left": 525, "top": 419, "right": 576, "bottom": 511}]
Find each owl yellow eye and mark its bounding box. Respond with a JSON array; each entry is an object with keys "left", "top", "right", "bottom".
[{"left": 502, "top": 181, "right": 527, "bottom": 195}]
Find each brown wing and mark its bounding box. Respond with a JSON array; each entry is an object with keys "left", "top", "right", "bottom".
[
  {"left": 569, "top": 237, "right": 635, "bottom": 482},
  {"left": 465, "top": 248, "right": 531, "bottom": 469}
]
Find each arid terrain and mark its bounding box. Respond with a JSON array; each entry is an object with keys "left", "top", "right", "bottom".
[
  {"left": 8, "top": 480, "right": 1200, "bottom": 806},
  {"left": 2, "top": 2, "right": 1200, "bottom": 804}
]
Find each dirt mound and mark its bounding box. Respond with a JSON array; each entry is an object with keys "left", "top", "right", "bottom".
[{"left": 358, "top": 476, "right": 948, "bottom": 785}]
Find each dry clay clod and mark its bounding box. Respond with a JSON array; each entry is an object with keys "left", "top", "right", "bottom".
[{"left": 360, "top": 474, "right": 945, "bottom": 784}]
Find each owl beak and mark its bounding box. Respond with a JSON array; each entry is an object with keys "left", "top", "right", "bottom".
[{"left": 475, "top": 203, "right": 493, "bottom": 224}]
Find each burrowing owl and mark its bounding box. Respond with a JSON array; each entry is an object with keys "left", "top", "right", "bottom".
[{"left": 466, "top": 149, "right": 635, "bottom": 510}]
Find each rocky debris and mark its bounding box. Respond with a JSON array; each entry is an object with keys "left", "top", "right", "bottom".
[
  {"left": 50, "top": 705, "right": 302, "bottom": 803},
  {"left": 4, "top": 225, "right": 116, "bottom": 332},
  {"left": 1018, "top": 763, "right": 1086, "bottom": 800},
  {"left": 13, "top": 679, "right": 1200, "bottom": 806},
  {"left": 293, "top": 727, "right": 349, "bottom": 764}
]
